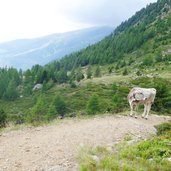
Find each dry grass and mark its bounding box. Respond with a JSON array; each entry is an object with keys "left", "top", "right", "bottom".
[{"left": 80, "top": 74, "right": 130, "bottom": 85}]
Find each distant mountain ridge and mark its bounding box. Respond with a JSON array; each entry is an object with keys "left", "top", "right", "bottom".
[{"left": 0, "top": 27, "right": 113, "bottom": 69}]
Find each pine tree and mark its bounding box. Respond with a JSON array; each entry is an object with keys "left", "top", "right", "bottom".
[
  {"left": 108, "top": 66, "right": 114, "bottom": 74},
  {"left": 53, "top": 95, "right": 66, "bottom": 117},
  {"left": 86, "top": 66, "right": 92, "bottom": 79},
  {"left": 0, "top": 78, "right": 6, "bottom": 99},
  {"left": 46, "top": 104, "right": 57, "bottom": 120},
  {"left": 123, "top": 68, "right": 128, "bottom": 75},
  {"left": 28, "top": 95, "right": 47, "bottom": 123},
  {"left": 3, "top": 79, "right": 19, "bottom": 100},
  {"left": 69, "top": 69, "right": 76, "bottom": 81},
  {"left": 86, "top": 94, "right": 100, "bottom": 114},
  {"left": 94, "top": 65, "right": 101, "bottom": 77},
  {"left": 155, "top": 53, "right": 163, "bottom": 62},
  {"left": 76, "top": 67, "right": 84, "bottom": 82},
  {"left": 55, "top": 69, "right": 68, "bottom": 84},
  {"left": 46, "top": 95, "right": 67, "bottom": 120}
]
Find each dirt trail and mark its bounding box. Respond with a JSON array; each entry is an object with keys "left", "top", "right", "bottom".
[{"left": 0, "top": 114, "right": 170, "bottom": 171}]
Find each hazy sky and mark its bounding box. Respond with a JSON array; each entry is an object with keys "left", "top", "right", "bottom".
[{"left": 0, "top": 0, "right": 157, "bottom": 43}]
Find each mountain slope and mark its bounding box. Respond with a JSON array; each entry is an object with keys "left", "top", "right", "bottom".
[
  {"left": 0, "top": 27, "right": 113, "bottom": 69},
  {"left": 53, "top": 0, "right": 171, "bottom": 70},
  {"left": 0, "top": 0, "right": 171, "bottom": 129}
]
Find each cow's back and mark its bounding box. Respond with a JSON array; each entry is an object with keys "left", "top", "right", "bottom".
[{"left": 128, "top": 87, "right": 156, "bottom": 103}]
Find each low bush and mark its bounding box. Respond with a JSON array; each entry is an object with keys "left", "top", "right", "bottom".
[
  {"left": 154, "top": 121, "right": 171, "bottom": 135},
  {"left": 26, "top": 94, "right": 48, "bottom": 124},
  {"left": 0, "top": 109, "right": 7, "bottom": 128},
  {"left": 86, "top": 94, "right": 100, "bottom": 115},
  {"left": 112, "top": 84, "right": 129, "bottom": 112}
]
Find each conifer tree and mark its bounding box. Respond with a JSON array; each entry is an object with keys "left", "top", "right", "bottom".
[
  {"left": 86, "top": 66, "right": 92, "bottom": 79},
  {"left": 28, "top": 95, "right": 47, "bottom": 123},
  {"left": 86, "top": 94, "right": 100, "bottom": 114},
  {"left": 94, "top": 65, "right": 101, "bottom": 77},
  {"left": 76, "top": 67, "right": 84, "bottom": 82},
  {"left": 3, "top": 79, "right": 19, "bottom": 100},
  {"left": 53, "top": 95, "right": 66, "bottom": 118}
]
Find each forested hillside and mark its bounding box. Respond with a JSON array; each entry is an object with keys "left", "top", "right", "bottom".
[
  {"left": 0, "top": 0, "right": 171, "bottom": 126},
  {"left": 56, "top": 0, "right": 171, "bottom": 69}
]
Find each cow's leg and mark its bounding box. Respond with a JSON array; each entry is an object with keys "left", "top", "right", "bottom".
[
  {"left": 129, "top": 102, "right": 135, "bottom": 117},
  {"left": 130, "top": 103, "right": 138, "bottom": 118},
  {"left": 134, "top": 105, "right": 138, "bottom": 118},
  {"left": 130, "top": 103, "right": 134, "bottom": 117},
  {"left": 142, "top": 104, "right": 147, "bottom": 118},
  {"left": 145, "top": 103, "right": 151, "bottom": 119}
]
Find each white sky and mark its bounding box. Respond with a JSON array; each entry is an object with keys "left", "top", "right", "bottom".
[{"left": 0, "top": 0, "right": 157, "bottom": 43}]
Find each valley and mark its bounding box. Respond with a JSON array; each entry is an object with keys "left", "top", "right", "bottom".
[{"left": 0, "top": 27, "right": 113, "bottom": 69}]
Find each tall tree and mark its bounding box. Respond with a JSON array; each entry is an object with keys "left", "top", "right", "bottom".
[
  {"left": 28, "top": 95, "right": 47, "bottom": 123},
  {"left": 3, "top": 79, "right": 19, "bottom": 100},
  {"left": 55, "top": 69, "right": 68, "bottom": 84}
]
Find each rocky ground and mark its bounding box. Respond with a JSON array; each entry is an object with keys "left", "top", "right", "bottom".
[{"left": 0, "top": 114, "right": 170, "bottom": 171}]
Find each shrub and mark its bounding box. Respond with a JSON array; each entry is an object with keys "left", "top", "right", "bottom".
[
  {"left": 136, "top": 70, "right": 142, "bottom": 76},
  {"left": 27, "top": 94, "right": 48, "bottom": 123},
  {"left": 0, "top": 109, "right": 7, "bottom": 128},
  {"left": 53, "top": 95, "right": 66, "bottom": 117},
  {"left": 112, "top": 84, "right": 129, "bottom": 112},
  {"left": 86, "top": 66, "right": 92, "bottom": 79},
  {"left": 143, "top": 56, "right": 154, "bottom": 66},
  {"left": 122, "top": 68, "right": 128, "bottom": 75},
  {"left": 155, "top": 54, "right": 163, "bottom": 62},
  {"left": 76, "top": 68, "right": 84, "bottom": 82},
  {"left": 94, "top": 65, "right": 101, "bottom": 77},
  {"left": 86, "top": 94, "right": 100, "bottom": 114},
  {"left": 108, "top": 66, "right": 114, "bottom": 74},
  {"left": 69, "top": 81, "right": 77, "bottom": 88},
  {"left": 14, "top": 113, "right": 25, "bottom": 125},
  {"left": 154, "top": 122, "right": 171, "bottom": 135},
  {"left": 79, "top": 129, "right": 171, "bottom": 171},
  {"left": 42, "top": 80, "right": 54, "bottom": 91},
  {"left": 46, "top": 104, "right": 57, "bottom": 121}
]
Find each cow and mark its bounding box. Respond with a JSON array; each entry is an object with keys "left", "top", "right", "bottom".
[{"left": 128, "top": 87, "right": 156, "bottom": 119}]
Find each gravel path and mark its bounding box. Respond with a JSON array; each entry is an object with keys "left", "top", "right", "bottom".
[{"left": 0, "top": 114, "right": 170, "bottom": 171}]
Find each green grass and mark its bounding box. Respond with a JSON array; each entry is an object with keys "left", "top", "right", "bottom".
[
  {"left": 81, "top": 74, "right": 131, "bottom": 85},
  {"left": 0, "top": 80, "right": 130, "bottom": 125},
  {"left": 78, "top": 122, "right": 171, "bottom": 171},
  {"left": 0, "top": 59, "right": 171, "bottom": 126}
]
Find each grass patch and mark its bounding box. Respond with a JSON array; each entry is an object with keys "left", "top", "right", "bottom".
[
  {"left": 0, "top": 81, "right": 130, "bottom": 125},
  {"left": 154, "top": 121, "right": 171, "bottom": 135},
  {"left": 78, "top": 122, "right": 171, "bottom": 171}
]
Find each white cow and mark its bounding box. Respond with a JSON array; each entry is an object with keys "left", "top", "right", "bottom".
[{"left": 128, "top": 87, "right": 156, "bottom": 119}]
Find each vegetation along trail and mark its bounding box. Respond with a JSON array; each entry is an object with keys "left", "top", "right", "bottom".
[{"left": 0, "top": 114, "right": 170, "bottom": 171}]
